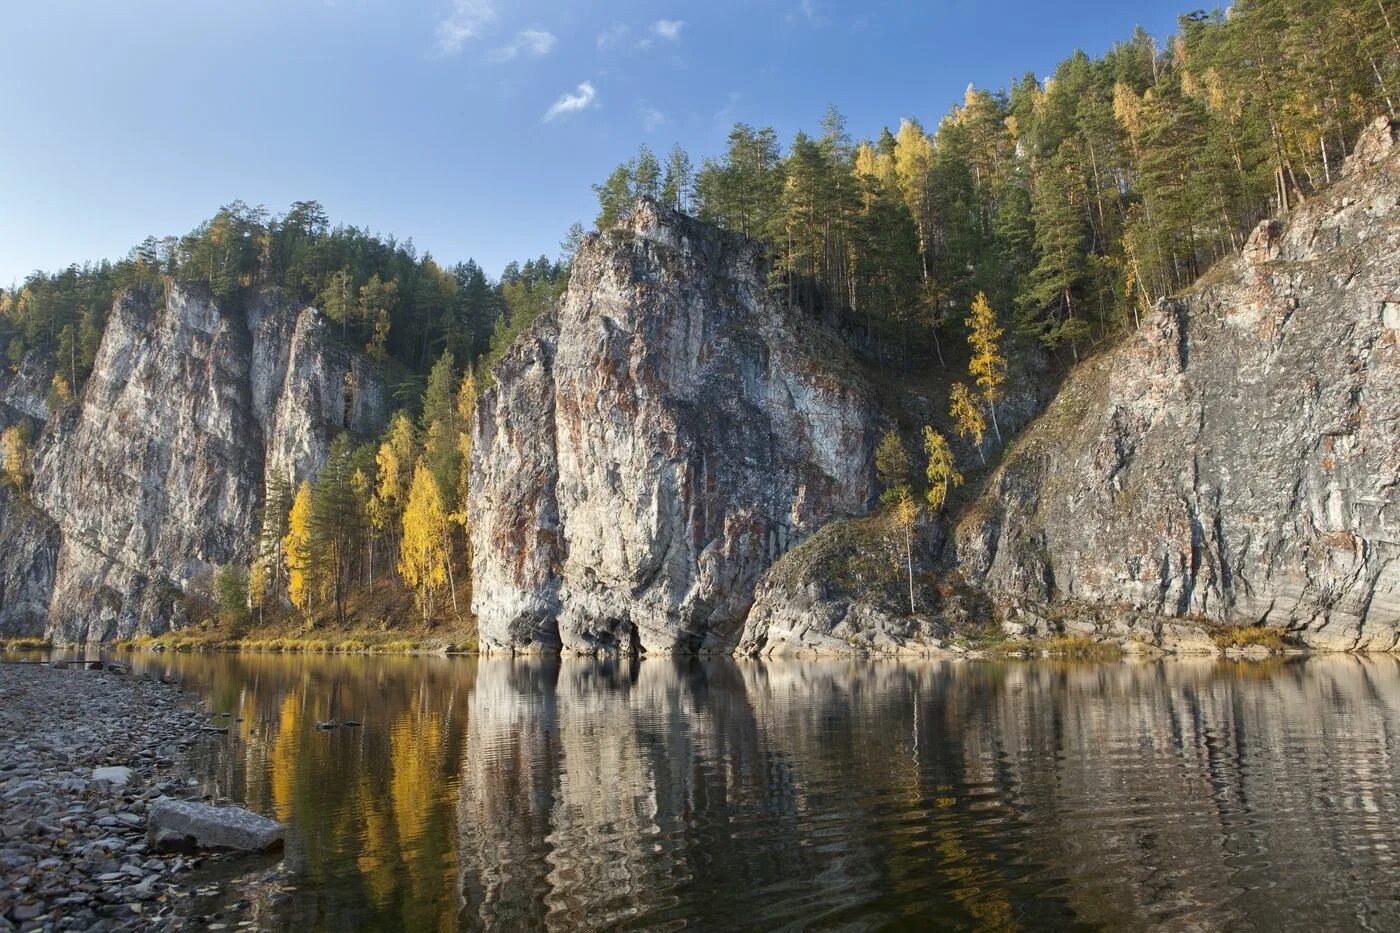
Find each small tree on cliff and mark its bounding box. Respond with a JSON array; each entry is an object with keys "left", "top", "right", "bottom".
[
  {"left": 923, "top": 426, "right": 962, "bottom": 513},
  {"left": 949, "top": 382, "right": 987, "bottom": 465},
  {"left": 966, "top": 292, "right": 1007, "bottom": 443},
  {"left": 1, "top": 424, "right": 32, "bottom": 492},
  {"left": 875, "top": 428, "right": 911, "bottom": 504},
  {"left": 874, "top": 428, "right": 919, "bottom": 615},
  {"left": 400, "top": 460, "right": 450, "bottom": 622}
]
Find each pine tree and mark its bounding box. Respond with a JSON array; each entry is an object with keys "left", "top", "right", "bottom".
[
  {"left": 311, "top": 435, "right": 359, "bottom": 625},
  {"left": 634, "top": 145, "right": 662, "bottom": 200},
  {"left": 874, "top": 428, "right": 911, "bottom": 503},
  {"left": 212, "top": 563, "right": 250, "bottom": 632},
  {"left": 358, "top": 274, "right": 397, "bottom": 362},
  {"left": 661, "top": 144, "right": 694, "bottom": 211},
  {"left": 593, "top": 164, "right": 635, "bottom": 229},
  {"left": 256, "top": 471, "right": 292, "bottom": 614},
  {"left": 1019, "top": 139, "right": 1093, "bottom": 356},
  {"left": 318, "top": 268, "right": 355, "bottom": 339}
]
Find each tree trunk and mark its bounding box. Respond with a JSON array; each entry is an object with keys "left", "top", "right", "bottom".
[{"left": 905, "top": 525, "right": 915, "bottom": 616}]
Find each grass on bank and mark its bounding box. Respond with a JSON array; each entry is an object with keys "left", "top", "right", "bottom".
[
  {"left": 1211, "top": 624, "right": 1288, "bottom": 651},
  {"left": 0, "top": 637, "right": 51, "bottom": 651},
  {"left": 982, "top": 633, "right": 1124, "bottom": 661},
  {"left": 120, "top": 576, "right": 478, "bottom": 655}
]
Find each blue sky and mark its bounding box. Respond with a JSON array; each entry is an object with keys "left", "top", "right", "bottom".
[{"left": 0, "top": 0, "right": 1188, "bottom": 287}]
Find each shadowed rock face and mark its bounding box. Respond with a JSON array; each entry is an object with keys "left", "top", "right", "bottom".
[
  {"left": 470, "top": 201, "right": 879, "bottom": 655},
  {"left": 0, "top": 282, "right": 384, "bottom": 643},
  {"left": 956, "top": 116, "right": 1400, "bottom": 649}
]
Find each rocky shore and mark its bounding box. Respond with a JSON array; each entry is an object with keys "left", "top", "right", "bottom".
[{"left": 0, "top": 662, "right": 275, "bottom": 930}]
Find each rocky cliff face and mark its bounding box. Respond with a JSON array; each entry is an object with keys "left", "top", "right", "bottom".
[
  {"left": 0, "top": 282, "right": 384, "bottom": 643},
  {"left": 471, "top": 201, "right": 879, "bottom": 654},
  {"left": 956, "top": 117, "right": 1400, "bottom": 650}
]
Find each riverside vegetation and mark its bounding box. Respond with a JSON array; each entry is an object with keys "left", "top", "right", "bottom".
[{"left": 0, "top": 0, "right": 1395, "bottom": 653}]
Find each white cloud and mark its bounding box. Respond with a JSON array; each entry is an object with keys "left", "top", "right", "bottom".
[
  {"left": 640, "top": 107, "right": 667, "bottom": 132},
  {"left": 544, "top": 82, "right": 597, "bottom": 121},
  {"left": 790, "top": 0, "right": 827, "bottom": 26},
  {"left": 596, "top": 23, "right": 629, "bottom": 50},
  {"left": 492, "top": 27, "right": 556, "bottom": 62},
  {"left": 436, "top": 0, "right": 497, "bottom": 54},
  {"left": 652, "top": 19, "right": 685, "bottom": 41}
]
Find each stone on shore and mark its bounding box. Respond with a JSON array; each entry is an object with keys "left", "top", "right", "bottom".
[
  {"left": 147, "top": 798, "right": 285, "bottom": 854},
  {"left": 92, "top": 766, "right": 135, "bottom": 788}
]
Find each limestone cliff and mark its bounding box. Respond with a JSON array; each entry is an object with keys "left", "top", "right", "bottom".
[
  {"left": 0, "top": 282, "right": 384, "bottom": 643},
  {"left": 737, "top": 117, "right": 1400, "bottom": 656},
  {"left": 955, "top": 117, "right": 1400, "bottom": 650},
  {"left": 470, "top": 201, "right": 879, "bottom": 654}
]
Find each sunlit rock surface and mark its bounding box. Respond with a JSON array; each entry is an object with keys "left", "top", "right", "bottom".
[
  {"left": 956, "top": 117, "right": 1400, "bottom": 649},
  {"left": 0, "top": 282, "right": 384, "bottom": 642},
  {"left": 471, "top": 201, "right": 878, "bottom": 655}
]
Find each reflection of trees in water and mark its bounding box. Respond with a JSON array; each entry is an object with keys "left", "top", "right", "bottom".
[
  {"left": 135, "top": 653, "right": 1400, "bottom": 931},
  {"left": 138, "top": 653, "right": 476, "bottom": 931},
  {"left": 455, "top": 656, "right": 1400, "bottom": 932}
]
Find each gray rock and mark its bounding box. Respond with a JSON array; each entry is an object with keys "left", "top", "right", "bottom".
[
  {"left": 954, "top": 117, "right": 1400, "bottom": 651},
  {"left": 471, "top": 200, "right": 879, "bottom": 654},
  {"left": 91, "top": 767, "right": 133, "bottom": 789},
  {"left": 146, "top": 798, "right": 284, "bottom": 853},
  {"left": 0, "top": 281, "right": 386, "bottom": 644}
]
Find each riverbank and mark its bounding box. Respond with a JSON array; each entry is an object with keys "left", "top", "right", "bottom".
[{"left": 0, "top": 664, "right": 272, "bottom": 929}]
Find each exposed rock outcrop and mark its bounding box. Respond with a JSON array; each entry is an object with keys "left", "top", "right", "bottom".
[
  {"left": 956, "top": 116, "right": 1400, "bottom": 650},
  {"left": 0, "top": 282, "right": 384, "bottom": 643},
  {"left": 471, "top": 201, "right": 879, "bottom": 654}
]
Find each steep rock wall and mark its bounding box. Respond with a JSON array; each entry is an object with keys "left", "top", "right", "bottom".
[
  {"left": 4, "top": 282, "right": 384, "bottom": 643},
  {"left": 471, "top": 201, "right": 878, "bottom": 654},
  {"left": 955, "top": 117, "right": 1400, "bottom": 649}
]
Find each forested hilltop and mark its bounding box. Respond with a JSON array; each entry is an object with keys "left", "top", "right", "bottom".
[
  {"left": 0, "top": 0, "right": 1395, "bottom": 649},
  {"left": 595, "top": 0, "right": 1394, "bottom": 365}
]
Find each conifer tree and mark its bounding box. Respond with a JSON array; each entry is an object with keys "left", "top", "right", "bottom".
[
  {"left": 874, "top": 429, "right": 911, "bottom": 503},
  {"left": 256, "top": 471, "right": 292, "bottom": 612},
  {"left": 661, "top": 144, "right": 694, "bottom": 211},
  {"left": 634, "top": 145, "right": 662, "bottom": 200},
  {"left": 593, "top": 164, "right": 635, "bottom": 229},
  {"left": 311, "top": 435, "right": 359, "bottom": 625}
]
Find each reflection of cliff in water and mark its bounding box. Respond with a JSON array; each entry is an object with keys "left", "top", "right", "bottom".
[
  {"left": 454, "top": 656, "right": 1400, "bottom": 931},
  {"left": 132, "top": 652, "right": 1400, "bottom": 930}
]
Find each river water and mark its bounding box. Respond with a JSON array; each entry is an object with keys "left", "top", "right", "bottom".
[{"left": 107, "top": 653, "right": 1400, "bottom": 930}]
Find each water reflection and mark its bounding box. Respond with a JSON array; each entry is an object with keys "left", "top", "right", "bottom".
[{"left": 122, "top": 652, "right": 1400, "bottom": 931}]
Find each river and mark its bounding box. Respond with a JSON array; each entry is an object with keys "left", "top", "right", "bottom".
[{"left": 93, "top": 653, "right": 1400, "bottom": 929}]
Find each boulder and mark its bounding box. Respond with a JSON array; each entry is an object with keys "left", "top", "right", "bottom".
[
  {"left": 91, "top": 766, "right": 134, "bottom": 788},
  {"left": 146, "top": 797, "right": 285, "bottom": 853}
]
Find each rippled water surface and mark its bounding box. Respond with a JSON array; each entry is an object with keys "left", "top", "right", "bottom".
[{"left": 111, "top": 653, "right": 1400, "bottom": 930}]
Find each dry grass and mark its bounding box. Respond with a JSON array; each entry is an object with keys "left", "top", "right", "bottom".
[
  {"left": 1212, "top": 625, "right": 1287, "bottom": 651},
  {"left": 0, "top": 637, "right": 50, "bottom": 651}
]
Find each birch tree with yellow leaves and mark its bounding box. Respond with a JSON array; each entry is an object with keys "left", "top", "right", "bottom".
[
  {"left": 399, "top": 461, "right": 450, "bottom": 622},
  {"left": 284, "top": 481, "right": 315, "bottom": 618},
  {"left": 949, "top": 382, "right": 987, "bottom": 465}
]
